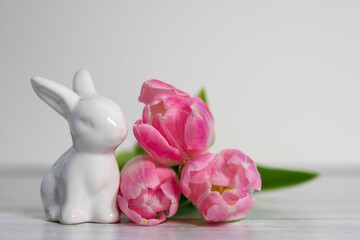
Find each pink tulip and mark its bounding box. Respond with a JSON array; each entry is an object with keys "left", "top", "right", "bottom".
[
  {"left": 118, "top": 155, "right": 180, "bottom": 226},
  {"left": 134, "top": 80, "right": 215, "bottom": 166},
  {"left": 180, "top": 149, "right": 261, "bottom": 222}
]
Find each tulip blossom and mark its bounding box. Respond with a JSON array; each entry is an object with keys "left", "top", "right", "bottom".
[
  {"left": 133, "top": 80, "right": 215, "bottom": 166},
  {"left": 118, "top": 155, "right": 180, "bottom": 226},
  {"left": 180, "top": 149, "right": 261, "bottom": 222}
]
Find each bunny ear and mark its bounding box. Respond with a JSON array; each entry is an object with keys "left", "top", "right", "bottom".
[
  {"left": 73, "top": 69, "right": 97, "bottom": 97},
  {"left": 31, "top": 76, "right": 80, "bottom": 118}
]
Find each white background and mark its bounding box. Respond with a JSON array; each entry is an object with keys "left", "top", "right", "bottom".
[{"left": 0, "top": 0, "right": 359, "bottom": 172}]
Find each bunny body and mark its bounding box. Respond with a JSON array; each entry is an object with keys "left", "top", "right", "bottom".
[{"left": 32, "top": 69, "right": 127, "bottom": 224}]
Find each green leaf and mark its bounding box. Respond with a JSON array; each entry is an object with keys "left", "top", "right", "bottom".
[
  {"left": 134, "top": 143, "right": 147, "bottom": 155},
  {"left": 257, "top": 165, "right": 319, "bottom": 190},
  {"left": 197, "top": 87, "right": 208, "bottom": 104},
  {"left": 172, "top": 203, "right": 202, "bottom": 219},
  {"left": 116, "top": 149, "right": 138, "bottom": 171},
  {"left": 172, "top": 193, "right": 202, "bottom": 218},
  {"left": 116, "top": 144, "right": 147, "bottom": 171}
]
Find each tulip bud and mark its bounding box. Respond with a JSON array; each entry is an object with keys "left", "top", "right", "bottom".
[
  {"left": 180, "top": 149, "right": 261, "bottom": 222},
  {"left": 118, "top": 155, "right": 180, "bottom": 225},
  {"left": 134, "top": 80, "right": 215, "bottom": 166}
]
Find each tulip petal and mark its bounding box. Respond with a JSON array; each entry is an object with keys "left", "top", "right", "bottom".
[
  {"left": 185, "top": 96, "right": 215, "bottom": 156},
  {"left": 163, "top": 109, "right": 190, "bottom": 157},
  {"left": 205, "top": 204, "right": 229, "bottom": 222},
  {"left": 156, "top": 167, "right": 180, "bottom": 195},
  {"left": 186, "top": 153, "right": 214, "bottom": 171},
  {"left": 127, "top": 189, "right": 159, "bottom": 219},
  {"left": 156, "top": 167, "right": 180, "bottom": 217},
  {"left": 227, "top": 195, "right": 254, "bottom": 221},
  {"left": 222, "top": 189, "right": 247, "bottom": 205},
  {"left": 188, "top": 182, "right": 211, "bottom": 205},
  {"left": 162, "top": 94, "right": 192, "bottom": 112},
  {"left": 184, "top": 112, "right": 208, "bottom": 155},
  {"left": 246, "top": 166, "right": 262, "bottom": 191},
  {"left": 179, "top": 168, "right": 192, "bottom": 198},
  {"left": 151, "top": 113, "right": 177, "bottom": 149},
  {"left": 191, "top": 96, "right": 215, "bottom": 146},
  {"left": 208, "top": 154, "right": 237, "bottom": 186},
  {"left": 220, "top": 149, "right": 244, "bottom": 162},
  {"left": 191, "top": 95, "right": 214, "bottom": 123},
  {"left": 180, "top": 154, "right": 213, "bottom": 199},
  {"left": 221, "top": 149, "right": 262, "bottom": 191},
  {"left": 180, "top": 150, "right": 261, "bottom": 222},
  {"left": 118, "top": 195, "right": 166, "bottom": 226},
  {"left": 133, "top": 120, "right": 183, "bottom": 166},
  {"left": 149, "top": 188, "right": 171, "bottom": 214},
  {"left": 139, "top": 80, "right": 189, "bottom": 104},
  {"left": 156, "top": 167, "right": 180, "bottom": 197},
  {"left": 189, "top": 167, "right": 208, "bottom": 184},
  {"left": 142, "top": 105, "right": 151, "bottom": 124},
  {"left": 120, "top": 156, "right": 160, "bottom": 199},
  {"left": 159, "top": 180, "right": 179, "bottom": 217},
  {"left": 118, "top": 156, "right": 180, "bottom": 226},
  {"left": 199, "top": 192, "right": 228, "bottom": 221},
  {"left": 147, "top": 102, "right": 167, "bottom": 123}
]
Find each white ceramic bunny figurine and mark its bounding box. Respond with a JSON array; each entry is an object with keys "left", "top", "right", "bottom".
[{"left": 31, "top": 69, "right": 127, "bottom": 224}]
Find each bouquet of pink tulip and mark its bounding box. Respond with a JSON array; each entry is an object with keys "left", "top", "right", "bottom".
[{"left": 116, "top": 80, "right": 318, "bottom": 226}]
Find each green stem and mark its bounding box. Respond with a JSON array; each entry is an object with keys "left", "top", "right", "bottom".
[
  {"left": 178, "top": 199, "right": 192, "bottom": 208},
  {"left": 176, "top": 161, "right": 187, "bottom": 178}
]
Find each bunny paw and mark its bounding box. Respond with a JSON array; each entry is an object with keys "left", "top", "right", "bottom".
[
  {"left": 60, "top": 205, "right": 89, "bottom": 224},
  {"left": 45, "top": 203, "right": 60, "bottom": 222},
  {"left": 93, "top": 208, "right": 120, "bottom": 223}
]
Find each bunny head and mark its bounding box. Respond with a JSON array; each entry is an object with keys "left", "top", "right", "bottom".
[{"left": 31, "top": 69, "right": 127, "bottom": 153}]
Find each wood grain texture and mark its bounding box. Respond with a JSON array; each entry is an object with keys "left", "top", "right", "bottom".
[{"left": 0, "top": 171, "right": 359, "bottom": 240}]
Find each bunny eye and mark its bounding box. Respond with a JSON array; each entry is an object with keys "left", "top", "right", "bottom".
[{"left": 79, "top": 117, "right": 94, "bottom": 127}]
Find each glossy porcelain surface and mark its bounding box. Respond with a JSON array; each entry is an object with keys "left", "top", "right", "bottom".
[{"left": 31, "top": 69, "right": 127, "bottom": 224}]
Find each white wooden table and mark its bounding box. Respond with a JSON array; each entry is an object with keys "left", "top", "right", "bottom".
[{"left": 0, "top": 169, "right": 359, "bottom": 240}]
